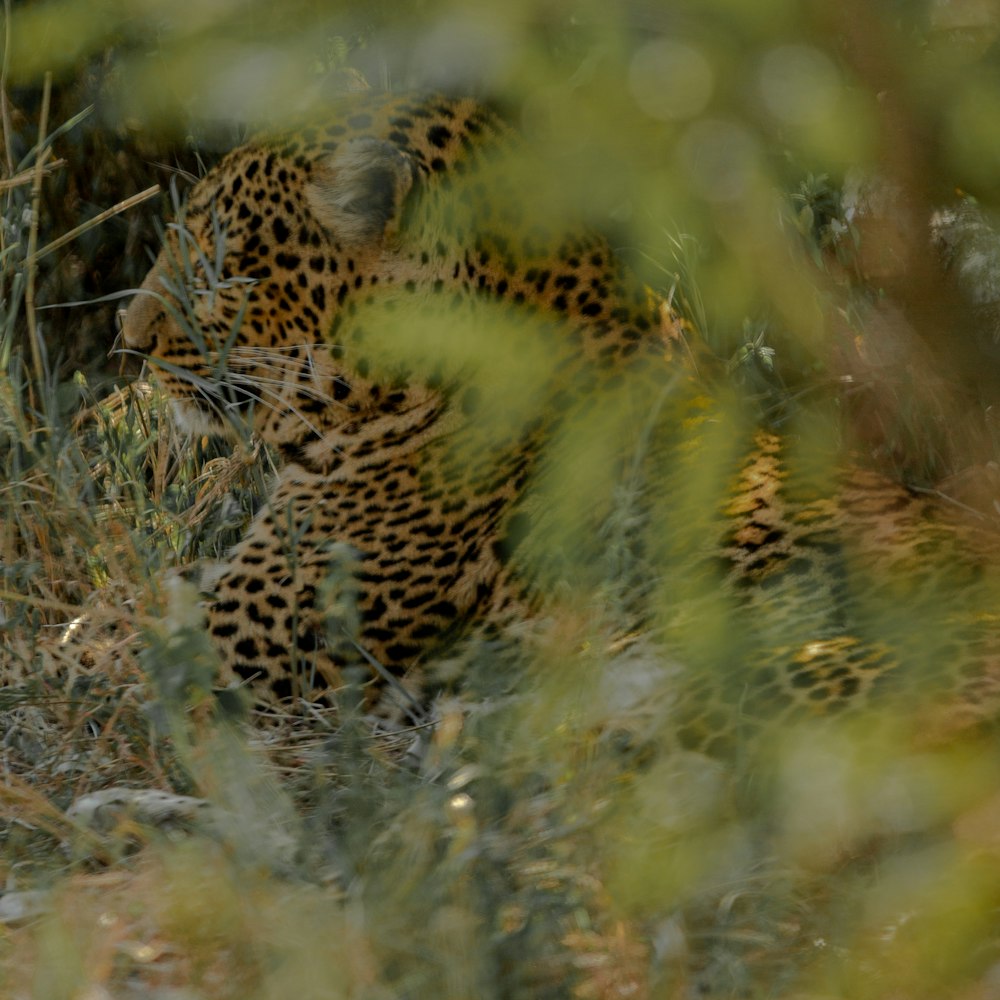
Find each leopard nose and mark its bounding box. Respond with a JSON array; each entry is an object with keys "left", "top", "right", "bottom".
[
  {"left": 122, "top": 292, "right": 155, "bottom": 351},
  {"left": 121, "top": 285, "right": 162, "bottom": 353}
]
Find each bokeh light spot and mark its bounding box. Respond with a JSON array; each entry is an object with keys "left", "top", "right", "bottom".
[
  {"left": 678, "top": 119, "right": 760, "bottom": 202},
  {"left": 629, "top": 39, "right": 714, "bottom": 122},
  {"left": 759, "top": 44, "right": 840, "bottom": 126}
]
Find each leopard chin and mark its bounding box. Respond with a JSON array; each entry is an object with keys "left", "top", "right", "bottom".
[{"left": 169, "top": 397, "right": 237, "bottom": 440}]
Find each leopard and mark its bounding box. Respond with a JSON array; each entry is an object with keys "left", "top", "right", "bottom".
[
  {"left": 122, "top": 90, "right": 669, "bottom": 712},
  {"left": 122, "top": 90, "right": 1000, "bottom": 749}
]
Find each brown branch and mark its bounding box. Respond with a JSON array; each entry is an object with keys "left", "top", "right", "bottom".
[
  {"left": 0, "top": 157, "right": 64, "bottom": 192},
  {"left": 24, "top": 70, "right": 51, "bottom": 398}
]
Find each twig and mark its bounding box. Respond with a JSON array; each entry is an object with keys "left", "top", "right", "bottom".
[
  {"left": 1, "top": 0, "right": 12, "bottom": 181},
  {"left": 907, "top": 483, "right": 991, "bottom": 522},
  {"left": 1, "top": 0, "right": 14, "bottom": 320},
  {"left": 24, "top": 70, "right": 51, "bottom": 396},
  {"left": 28, "top": 183, "right": 160, "bottom": 265},
  {"left": 0, "top": 157, "right": 64, "bottom": 192}
]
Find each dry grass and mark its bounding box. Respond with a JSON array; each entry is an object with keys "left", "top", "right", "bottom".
[{"left": 4, "top": 366, "right": 1000, "bottom": 998}]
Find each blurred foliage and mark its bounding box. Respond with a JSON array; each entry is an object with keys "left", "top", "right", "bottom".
[
  {"left": 4, "top": 1, "right": 1000, "bottom": 998},
  {"left": 6, "top": 0, "right": 1000, "bottom": 473}
]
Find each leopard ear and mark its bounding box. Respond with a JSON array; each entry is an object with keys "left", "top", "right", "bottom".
[{"left": 306, "top": 137, "right": 416, "bottom": 246}]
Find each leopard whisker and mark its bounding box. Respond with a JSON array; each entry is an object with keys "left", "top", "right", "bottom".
[
  {"left": 222, "top": 377, "right": 328, "bottom": 438},
  {"left": 142, "top": 358, "right": 320, "bottom": 437},
  {"left": 224, "top": 356, "right": 323, "bottom": 382},
  {"left": 227, "top": 343, "right": 328, "bottom": 353},
  {"left": 220, "top": 349, "right": 337, "bottom": 388},
  {"left": 225, "top": 345, "right": 329, "bottom": 370},
  {"left": 225, "top": 370, "right": 344, "bottom": 408}
]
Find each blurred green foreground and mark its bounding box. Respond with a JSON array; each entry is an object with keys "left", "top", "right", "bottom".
[{"left": 3, "top": 2, "right": 1000, "bottom": 998}]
